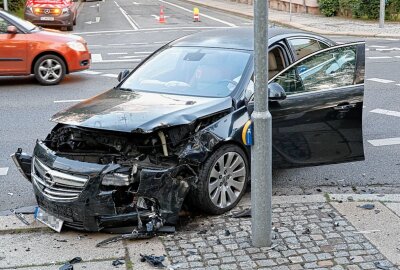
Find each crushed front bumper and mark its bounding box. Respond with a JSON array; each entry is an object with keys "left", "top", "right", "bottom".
[{"left": 12, "top": 141, "right": 196, "bottom": 231}]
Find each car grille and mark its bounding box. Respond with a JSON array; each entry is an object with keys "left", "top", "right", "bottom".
[
  {"left": 31, "top": 157, "right": 88, "bottom": 201},
  {"left": 34, "top": 8, "right": 61, "bottom": 15}
]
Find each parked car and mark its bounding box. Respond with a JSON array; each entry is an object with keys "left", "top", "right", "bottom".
[
  {"left": 13, "top": 28, "right": 365, "bottom": 232},
  {"left": 24, "top": 0, "right": 79, "bottom": 31},
  {"left": 0, "top": 10, "right": 90, "bottom": 85}
]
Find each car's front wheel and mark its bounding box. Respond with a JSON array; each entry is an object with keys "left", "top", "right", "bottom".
[
  {"left": 34, "top": 55, "right": 66, "bottom": 85},
  {"left": 192, "top": 144, "right": 249, "bottom": 214}
]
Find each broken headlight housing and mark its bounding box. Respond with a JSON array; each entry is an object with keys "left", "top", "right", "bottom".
[{"left": 102, "top": 172, "right": 131, "bottom": 186}]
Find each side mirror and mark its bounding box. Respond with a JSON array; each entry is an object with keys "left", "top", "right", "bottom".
[
  {"left": 268, "top": 82, "right": 286, "bottom": 101},
  {"left": 118, "top": 69, "right": 130, "bottom": 82},
  {"left": 7, "top": 26, "right": 18, "bottom": 34}
]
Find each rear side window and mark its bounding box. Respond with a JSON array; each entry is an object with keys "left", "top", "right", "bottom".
[
  {"left": 289, "top": 38, "right": 329, "bottom": 60},
  {"left": 0, "top": 17, "right": 10, "bottom": 34}
]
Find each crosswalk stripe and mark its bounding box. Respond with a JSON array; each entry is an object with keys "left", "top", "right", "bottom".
[
  {"left": 101, "top": 74, "right": 118, "bottom": 78},
  {"left": 367, "top": 56, "right": 392, "bottom": 59},
  {"left": 80, "top": 70, "right": 102, "bottom": 75}
]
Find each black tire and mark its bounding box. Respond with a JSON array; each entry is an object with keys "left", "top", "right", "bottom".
[
  {"left": 34, "top": 54, "right": 66, "bottom": 86},
  {"left": 73, "top": 17, "right": 77, "bottom": 25},
  {"left": 190, "top": 144, "right": 249, "bottom": 215}
]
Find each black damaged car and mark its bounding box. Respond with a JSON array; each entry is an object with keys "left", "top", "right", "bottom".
[{"left": 13, "top": 28, "right": 365, "bottom": 232}]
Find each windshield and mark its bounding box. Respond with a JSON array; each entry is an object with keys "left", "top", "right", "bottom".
[
  {"left": 1, "top": 11, "right": 37, "bottom": 32},
  {"left": 120, "top": 47, "right": 251, "bottom": 98}
]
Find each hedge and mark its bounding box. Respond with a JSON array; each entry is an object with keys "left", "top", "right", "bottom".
[
  {"left": 2, "top": 0, "right": 25, "bottom": 12},
  {"left": 319, "top": 0, "right": 400, "bottom": 20}
]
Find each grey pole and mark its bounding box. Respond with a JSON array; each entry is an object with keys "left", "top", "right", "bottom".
[
  {"left": 251, "top": 0, "right": 272, "bottom": 247},
  {"left": 289, "top": 0, "right": 292, "bottom": 22},
  {"left": 379, "top": 0, "right": 385, "bottom": 28},
  {"left": 3, "top": 0, "right": 8, "bottom": 11}
]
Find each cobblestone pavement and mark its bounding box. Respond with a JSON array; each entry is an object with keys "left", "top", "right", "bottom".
[{"left": 162, "top": 203, "right": 397, "bottom": 269}]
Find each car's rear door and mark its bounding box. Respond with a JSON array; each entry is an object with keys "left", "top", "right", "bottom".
[
  {"left": 0, "top": 16, "right": 27, "bottom": 74},
  {"left": 269, "top": 42, "right": 365, "bottom": 168}
]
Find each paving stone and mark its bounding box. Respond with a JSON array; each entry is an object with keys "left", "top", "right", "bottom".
[{"left": 317, "top": 260, "right": 334, "bottom": 267}]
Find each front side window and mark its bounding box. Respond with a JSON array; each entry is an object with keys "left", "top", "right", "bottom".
[
  {"left": 120, "top": 47, "right": 251, "bottom": 98},
  {"left": 272, "top": 44, "right": 357, "bottom": 95},
  {"left": 289, "top": 38, "right": 328, "bottom": 60}
]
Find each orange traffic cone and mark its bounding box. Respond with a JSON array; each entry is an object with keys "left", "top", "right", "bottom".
[
  {"left": 159, "top": 6, "right": 166, "bottom": 23},
  {"left": 193, "top": 7, "right": 200, "bottom": 22}
]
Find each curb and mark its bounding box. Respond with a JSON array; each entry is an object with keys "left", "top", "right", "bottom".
[{"left": 180, "top": 0, "right": 400, "bottom": 38}]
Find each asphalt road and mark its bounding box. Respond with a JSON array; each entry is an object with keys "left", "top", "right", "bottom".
[{"left": 1, "top": 0, "right": 400, "bottom": 211}]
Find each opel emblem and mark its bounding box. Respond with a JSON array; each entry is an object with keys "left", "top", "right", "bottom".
[
  {"left": 44, "top": 172, "right": 55, "bottom": 187},
  {"left": 44, "top": 9, "right": 50, "bottom": 14}
]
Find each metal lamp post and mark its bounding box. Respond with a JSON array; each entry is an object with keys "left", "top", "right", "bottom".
[{"left": 251, "top": 0, "right": 273, "bottom": 247}]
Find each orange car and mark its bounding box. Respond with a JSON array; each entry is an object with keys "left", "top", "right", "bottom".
[{"left": 0, "top": 10, "right": 90, "bottom": 85}]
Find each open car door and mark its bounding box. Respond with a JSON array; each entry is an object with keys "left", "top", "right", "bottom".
[{"left": 269, "top": 42, "right": 365, "bottom": 168}]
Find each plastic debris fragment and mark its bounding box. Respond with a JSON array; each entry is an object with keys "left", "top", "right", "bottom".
[
  {"left": 112, "top": 259, "right": 125, "bottom": 267},
  {"left": 10, "top": 209, "right": 30, "bottom": 226},
  {"left": 140, "top": 254, "right": 165, "bottom": 268},
  {"left": 232, "top": 208, "right": 251, "bottom": 218},
  {"left": 357, "top": 204, "right": 375, "bottom": 210}
]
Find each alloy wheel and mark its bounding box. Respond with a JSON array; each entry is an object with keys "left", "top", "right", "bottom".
[
  {"left": 208, "top": 151, "right": 246, "bottom": 209},
  {"left": 38, "top": 59, "right": 63, "bottom": 83}
]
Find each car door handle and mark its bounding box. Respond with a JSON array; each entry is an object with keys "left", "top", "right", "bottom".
[{"left": 334, "top": 104, "right": 356, "bottom": 111}]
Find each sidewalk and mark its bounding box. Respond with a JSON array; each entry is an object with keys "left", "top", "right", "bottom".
[
  {"left": 1, "top": 193, "right": 400, "bottom": 269},
  {"left": 181, "top": 0, "right": 400, "bottom": 38}
]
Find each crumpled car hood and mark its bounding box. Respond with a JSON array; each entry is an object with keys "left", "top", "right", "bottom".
[{"left": 51, "top": 89, "right": 233, "bottom": 133}]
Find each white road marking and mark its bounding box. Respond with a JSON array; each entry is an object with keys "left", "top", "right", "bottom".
[
  {"left": 54, "top": 99, "right": 85, "bottom": 103},
  {"left": 134, "top": 51, "right": 152, "bottom": 54},
  {"left": 91, "top": 54, "right": 103, "bottom": 63},
  {"left": 158, "top": 0, "right": 237, "bottom": 27},
  {"left": 367, "top": 56, "right": 392, "bottom": 59},
  {"left": 385, "top": 38, "right": 400, "bottom": 41},
  {"left": 366, "top": 78, "right": 395, "bottom": 83},
  {"left": 85, "top": 16, "right": 101, "bottom": 24},
  {"left": 75, "top": 26, "right": 230, "bottom": 35},
  {"left": 114, "top": 1, "right": 139, "bottom": 30},
  {"left": 368, "top": 137, "right": 400, "bottom": 147},
  {"left": 130, "top": 42, "right": 147, "bottom": 45},
  {"left": 109, "top": 43, "right": 126, "bottom": 46},
  {"left": 133, "top": 1, "right": 140, "bottom": 4},
  {"left": 0, "top": 167, "right": 9, "bottom": 176},
  {"left": 118, "top": 55, "right": 143, "bottom": 59},
  {"left": 369, "top": 45, "right": 387, "bottom": 48},
  {"left": 93, "top": 59, "right": 142, "bottom": 63},
  {"left": 79, "top": 70, "right": 102, "bottom": 75},
  {"left": 370, "top": 108, "right": 400, "bottom": 118},
  {"left": 376, "top": 48, "right": 400, "bottom": 51},
  {"left": 108, "top": 52, "right": 128, "bottom": 55},
  {"left": 396, "top": 84, "right": 400, "bottom": 86},
  {"left": 101, "top": 74, "right": 118, "bottom": 78}
]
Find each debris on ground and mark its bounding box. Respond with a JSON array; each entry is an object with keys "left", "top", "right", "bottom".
[
  {"left": 7, "top": 193, "right": 13, "bottom": 196},
  {"left": 374, "top": 261, "right": 390, "bottom": 270},
  {"left": 140, "top": 254, "right": 165, "bottom": 268},
  {"left": 197, "top": 229, "right": 207, "bottom": 235},
  {"left": 316, "top": 188, "right": 322, "bottom": 192},
  {"left": 10, "top": 209, "right": 30, "bottom": 226},
  {"left": 334, "top": 222, "right": 340, "bottom": 227},
  {"left": 327, "top": 212, "right": 336, "bottom": 218},
  {"left": 347, "top": 196, "right": 354, "bottom": 201},
  {"left": 224, "top": 229, "right": 231, "bottom": 236},
  {"left": 232, "top": 208, "right": 251, "bottom": 218},
  {"left": 59, "top": 257, "right": 82, "bottom": 270},
  {"left": 302, "top": 228, "right": 311, "bottom": 234},
  {"left": 96, "top": 230, "right": 155, "bottom": 247},
  {"left": 167, "top": 263, "right": 182, "bottom": 270},
  {"left": 112, "top": 259, "right": 125, "bottom": 267},
  {"left": 357, "top": 204, "right": 375, "bottom": 210}
]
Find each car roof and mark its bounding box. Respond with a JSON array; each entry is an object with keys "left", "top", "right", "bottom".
[{"left": 171, "top": 27, "right": 333, "bottom": 51}]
